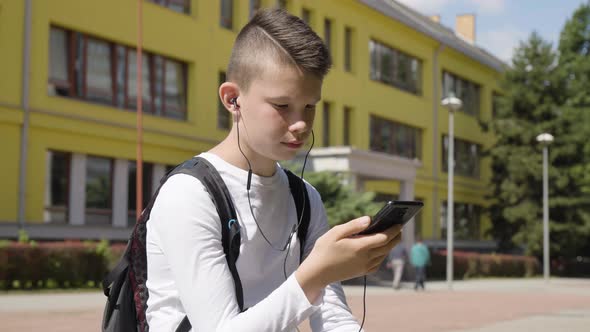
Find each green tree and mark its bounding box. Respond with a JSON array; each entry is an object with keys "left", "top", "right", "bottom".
[
  {"left": 486, "top": 32, "right": 567, "bottom": 255},
  {"left": 281, "top": 162, "right": 380, "bottom": 227},
  {"left": 304, "top": 171, "right": 380, "bottom": 227},
  {"left": 557, "top": 1, "right": 590, "bottom": 256}
]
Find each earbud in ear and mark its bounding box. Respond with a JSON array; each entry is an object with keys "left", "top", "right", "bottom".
[{"left": 230, "top": 97, "right": 238, "bottom": 108}]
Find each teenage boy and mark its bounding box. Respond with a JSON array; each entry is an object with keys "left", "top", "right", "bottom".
[{"left": 146, "top": 9, "right": 402, "bottom": 331}]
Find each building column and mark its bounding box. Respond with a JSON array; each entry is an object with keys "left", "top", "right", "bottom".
[
  {"left": 68, "top": 153, "right": 86, "bottom": 225},
  {"left": 344, "top": 172, "right": 364, "bottom": 192},
  {"left": 152, "top": 164, "right": 166, "bottom": 195},
  {"left": 43, "top": 151, "right": 52, "bottom": 222},
  {"left": 112, "top": 159, "right": 129, "bottom": 228},
  {"left": 433, "top": 190, "right": 440, "bottom": 240},
  {"left": 400, "top": 179, "right": 416, "bottom": 247}
]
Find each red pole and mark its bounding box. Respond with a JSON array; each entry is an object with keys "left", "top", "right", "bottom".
[{"left": 136, "top": 0, "right": 144, "bottom": 220}]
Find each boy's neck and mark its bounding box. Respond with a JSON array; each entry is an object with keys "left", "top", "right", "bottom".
[{"left": 209, "top": 134, "right": 277, "bottom": 177}]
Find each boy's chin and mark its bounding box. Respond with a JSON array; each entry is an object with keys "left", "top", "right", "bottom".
[{"left": 272, "top": 149, "right": 300, "bottom": 161}]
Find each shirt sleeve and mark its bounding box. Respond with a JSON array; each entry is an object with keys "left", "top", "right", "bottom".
[
  {"left": 148, "top": 174, "right": 322, "bottom": 331},
  {"left": 302, "top": 185, "right": 364, "bottom": 332}
]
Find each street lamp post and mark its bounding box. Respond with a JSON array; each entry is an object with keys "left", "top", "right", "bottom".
[
  {"left": 441, "top": 93, "right": 462, "bottom": 290},
  {"left": 536, "top": 133, "right": 554, "bottom": 282}
]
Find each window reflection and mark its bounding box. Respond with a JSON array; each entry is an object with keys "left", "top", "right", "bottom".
[
  {"left": 45, "top": 151, "right": 70, "bottom": 223},
  {"left": 127, "top": 162, "right": 153, "bottom": 226},
  {"left": 441, "top": 202, "right": 482, "bottom": 240},
  {"left": 85, "top": 156, "right": 112, "bottom": 225},
  {"left": 370, "top": 115, "right": 422, "bottom": 159},
  {"left": 86, "top": 38, "right": 113, "bottom": 104},
  {"left": 127, "top": 50, "right": 152, "bottom": 113}
]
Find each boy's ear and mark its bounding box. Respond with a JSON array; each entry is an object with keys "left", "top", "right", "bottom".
[{"left": 219, "top": 82, "right": 241, "bottom": 115}]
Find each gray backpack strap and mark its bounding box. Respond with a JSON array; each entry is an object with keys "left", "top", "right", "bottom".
[
  {"left": 284, "top": 169, "right": 311, "bottom": 262},
  {"left": 174, "top": 157, "right": 243, "bottom": 332}
]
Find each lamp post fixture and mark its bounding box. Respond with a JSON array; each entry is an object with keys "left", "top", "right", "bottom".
[
  {"left": 441, "top": 93, "right": 462, "bottom": 290},
  {"left": 536, "top": 132, "right": 554, "bottom": 282}
]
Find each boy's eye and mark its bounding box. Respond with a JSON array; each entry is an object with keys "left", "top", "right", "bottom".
[
  {"left": 273, "top": 104, "right": 289, "bottom": 110},
  {"left": 305, "top": 105, "right": 316, "bottom": 111}
]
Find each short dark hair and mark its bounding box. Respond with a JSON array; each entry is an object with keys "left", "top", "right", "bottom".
[{"left": 227, "top": 8, "right": 332, "bottom": 91}]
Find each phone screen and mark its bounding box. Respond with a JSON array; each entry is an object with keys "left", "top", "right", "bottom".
[{"left": 357, "top": 201, "right": 423, "bottom": 235}]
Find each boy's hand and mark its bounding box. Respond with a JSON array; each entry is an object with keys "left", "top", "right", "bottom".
[{"left": 295, "top": 216, "right": 402, "bottom": 302}]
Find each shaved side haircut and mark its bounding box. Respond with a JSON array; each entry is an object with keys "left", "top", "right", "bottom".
[{"left": 227, "top": 8, "right": 332, "bottom": 91}]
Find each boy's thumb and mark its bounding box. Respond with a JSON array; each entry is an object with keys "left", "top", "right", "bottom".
[{"left": 334, "top": 216, "right": 371, "bottom": 238}]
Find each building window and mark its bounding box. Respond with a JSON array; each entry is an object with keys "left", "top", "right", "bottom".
[
  {"left": 217, "top": 71, "right": 231, "bottom": 130},
  {"left": 115, "top": 46, "right": 127, "bottom": 108},
  {"left": 48, "top": 27, "right": 188, "bottom": 120},
  {"left": 45, "top": 151, "right": 70, "bottom": 223},
  {"left": 370, "top": 115, "right": 422, "bottom": 159},
  {"left": 148, "top": 0, "right": 191, "bottom": 14},
  {"left": 301, "top": 8, "right": 311, "bottom": 25},
  {"left": 86, "top": 38, "right": 114, "bottom": 104},
  {"left": 127, "top": 162, "right": 153, "bottom": 226},
  {"left": 442, "top": 135, "right": 481, "bottom": 178},
  {"left": 220, "top": 0, "right": 233, "bottom": 29},
  {"left": 162, "top": 57, "right": 188, "bottom": 119},
  {"left": 443, "top": 71, "right": 481, "bottom": 117},
  {"left": 324, "top": 18, "right": 332, "bottom": 55},
  {"left": 85, "top": 156, "right": 113, "bottom": 225},
  {"left": 126, "top": 50, "right": 152, "bottom": 113},
  {"left": 440, "top": 201, "right": 482, "bottom": 240},
  {"left": 369, "top": 40, "right": 422, "bottom": 95},
  {"left": 323, "top": 102, "right": 331, "bottom": 147},
  {"left": 344, "top": 26, "right": 353, "bottom": 72},
  {"left": 343, "top": 106, "right": 352, "bottom": 146},
  {"left": 250, "top": 0, "right": 262, "bottom": 18},
  {"left": 49, "top": 28, "right": 71, "bottom": 97}
]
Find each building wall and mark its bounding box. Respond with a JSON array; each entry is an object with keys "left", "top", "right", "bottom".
[
  {"left": 0, "top": 0, "right": 25, "bottom": 222},
  {"left": 0, "top": 116, "right": 21, "bottom": 222},
  {"left": 0, "top": 0, "right": 502, "bottom": 244}
]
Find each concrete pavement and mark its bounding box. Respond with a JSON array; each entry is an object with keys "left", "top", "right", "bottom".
[
  {"left": 1, "top": 278, "right": 589, "bottom": 331},
  {"left": 337, "top": 278, "right": 590, "bottom": 332}
]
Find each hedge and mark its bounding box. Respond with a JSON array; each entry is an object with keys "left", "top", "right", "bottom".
[
  {"left": 0, "top": 240, "right": 125, "bottom": 290},
  {"left": 0, "top": 241, "right": 547, "bottom": 290},
  {"left": 428, "top": 250, "right": 540, "bottom": 279}
]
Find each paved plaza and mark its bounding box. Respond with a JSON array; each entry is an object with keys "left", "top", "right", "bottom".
[{"left": 1, "top": 278, "right": 589, "bottom": 331}]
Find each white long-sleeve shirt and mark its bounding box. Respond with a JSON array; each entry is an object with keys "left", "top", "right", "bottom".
[{"left": 146, "top": 152, "right": 361, "bottom": 331}]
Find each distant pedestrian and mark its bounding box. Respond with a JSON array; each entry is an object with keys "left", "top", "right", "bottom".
[
  {"left": 410, "top": 237, "right": 430, "bottom": 291},
  {"left": 388, "top": 244, "right": 407, "bottom": 289}
]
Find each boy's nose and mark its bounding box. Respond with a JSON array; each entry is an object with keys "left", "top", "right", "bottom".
[{"left": 288, "top": 118, "right": 309, "bottom": 135}]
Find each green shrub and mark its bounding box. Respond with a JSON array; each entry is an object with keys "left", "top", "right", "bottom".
[
  {"left": 428, "top": 250, "right": 540, "bottom": 280},
  {"left": 0, "top": 240, "right": 127, "bottom": 290}
]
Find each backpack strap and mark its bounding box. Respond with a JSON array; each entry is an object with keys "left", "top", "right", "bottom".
[
  {"left": 177, "top": 157, "right": 244, "bottom": 308},
  {"left": 101, "top": 244, "right": 130, "bottom": 297},
  {"left": 284, "top": 169, "right": 311, "bottom": 262},
  {"left": 173, "top": 157, "right": 244, "bottom": 332},
  {"left": 173, "top": 160, "right": 311, "bottom": 332}
]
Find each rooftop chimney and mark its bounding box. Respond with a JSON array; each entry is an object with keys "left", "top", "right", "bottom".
[
  {"left": 455, "top": 14, "right": 475, "bottom": 44},
  {"left": 429, "top": 15, "right": 440, "bottom": 23}
]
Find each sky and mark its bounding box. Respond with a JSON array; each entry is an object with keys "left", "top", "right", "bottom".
[{"left": 395, "top": 0, "right": 588, "bottom": 63}]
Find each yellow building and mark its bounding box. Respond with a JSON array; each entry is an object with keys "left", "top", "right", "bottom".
[{"left": 0, "top": 0, "right": 503, "bottom": 250}]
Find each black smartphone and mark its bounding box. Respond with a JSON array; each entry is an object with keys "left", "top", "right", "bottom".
[{"left": 357, "top": 200, "right": 424, "bottom": 235}]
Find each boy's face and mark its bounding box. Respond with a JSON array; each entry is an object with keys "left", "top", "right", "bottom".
[{"left": 237, "top": 63, "right": 322, "bottom": 164}]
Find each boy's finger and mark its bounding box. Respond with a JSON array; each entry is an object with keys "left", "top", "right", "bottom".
[
  {"left": 331, "top": 216, "right": 371, "bottom": 239},
  {"left": 353, "top": 227, "right": 399, "bottom": 249},
  {"left": 369, "top": 233, "right": 402, "bottom": 258}
]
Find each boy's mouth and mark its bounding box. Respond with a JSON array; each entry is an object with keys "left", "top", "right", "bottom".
[{"left": 282, "top": 141, "right": 304, "bottom": 149}]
